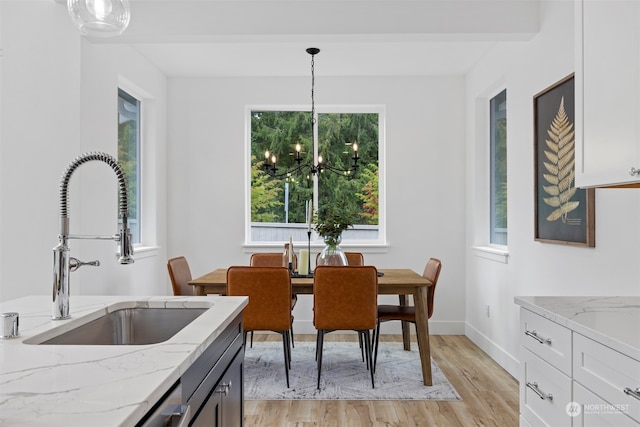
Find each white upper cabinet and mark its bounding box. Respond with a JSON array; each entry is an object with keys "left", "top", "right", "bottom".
[{"left": 575, "top": 0, "right": 640, "bottom": 187}]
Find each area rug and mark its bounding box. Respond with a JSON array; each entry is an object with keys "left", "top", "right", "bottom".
[{"left": 244, "top": 341, "right": 462, "bottom": 400}]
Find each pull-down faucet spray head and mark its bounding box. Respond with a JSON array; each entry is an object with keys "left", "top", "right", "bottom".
[{"left": 118, "top": 214, "right": 134, "bottom": 264}]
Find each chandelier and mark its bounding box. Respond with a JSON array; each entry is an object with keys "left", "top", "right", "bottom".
[{"left": 262, "top": 48, "right": 360, "bottom": 178}]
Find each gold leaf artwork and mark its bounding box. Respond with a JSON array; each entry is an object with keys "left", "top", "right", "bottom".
[{"left": 542, "top": 96, "right": 578, "bottom": 222}]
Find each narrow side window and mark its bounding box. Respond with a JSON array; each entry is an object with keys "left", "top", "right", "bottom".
[
  {"left": 490, "top": 89, "right": 507, "bottom": 245},
  {"left": 118, "top": 88, "right": 141, "bottom": 244}
]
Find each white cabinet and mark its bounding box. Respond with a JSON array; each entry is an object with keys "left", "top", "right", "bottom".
[
  {"left": 521, "top": 347, "right": 573, "bottom": 426},
  {"left": 573, "top": 333, "right": 640, "bottom": 425},
  {"left": 575, "top": 0, "right": 640, "bottom": 187},
  {"left": 521, "top": 308, "right": 572, "bottom": 375},
  {"left": 519, "top": 308, "right": 573, "bottom": 426},
  {"left": 573, "top": 382, "right": 639, "bottom": 427},
  {"left": 518, "top": 306, "right": 640, "bottom": 426}
]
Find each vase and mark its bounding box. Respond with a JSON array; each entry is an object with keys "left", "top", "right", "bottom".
[{"left": 317, "top": 235, "right": 348, "bottom": 266}]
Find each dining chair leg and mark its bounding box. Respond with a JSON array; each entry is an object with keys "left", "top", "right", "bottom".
[
  {"left": 363, "top": 329, "right": 375, "bottom": 388},
  {"left": 250, "top": 330, "right": 254, "bottom": 348},
  {"left": 316, "top": 330, "right": 325, "bottom": 389},
  {"left": 358, "top": 332, "right": 365, "bottom": 363},
  {"left": 373, "top": 320, "right": 381, "bottom": 374},
  {"left": 286, "top": 330, "right": 292, "bottom": 369},
  {"left": 291, "top": 323, "right": 295, "bottom": 348},
  {"left": 281, "top": 331, "right": 290, "bottom": 388},
  {"left": 362, "top": 331, "right": 372, "bottom": 371}
]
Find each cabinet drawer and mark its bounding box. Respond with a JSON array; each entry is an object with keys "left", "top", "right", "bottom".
[
  {"left": 520, "top": 308, "right": 572, "bottom": 375},
  {"left": 573, "top": 381, "right": 639, "bottom": 427},
  {"left": 573, "top": 333, "right": 640, "bottom": 423},
  {"left": 520, "top": 347, "right": 572, "bottom": 427}
]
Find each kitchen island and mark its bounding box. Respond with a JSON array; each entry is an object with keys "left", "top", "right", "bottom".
[{"left": 0, "top": 295, "right": 247, "bottom": 426}]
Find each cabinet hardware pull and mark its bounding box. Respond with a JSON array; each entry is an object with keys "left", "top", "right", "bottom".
[
  {"left": 216, "top": 381, "right": 232, "bottom": 396},
  {"left": 525, "top": 330, "right": 552, "bottom": 345},
  {"left": 526, "top": 381, "right": 553, "bottom": 401},
  {"left": 624, "top": 387, "right": 640, "bottom": 401},
  {"left": 630, "top": 167, "right": 640, "bottom": 176}
]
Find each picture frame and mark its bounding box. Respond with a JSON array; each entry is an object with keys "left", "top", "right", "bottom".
[{"left": 534, "top": 73, "right": 595, "bottom": 247}]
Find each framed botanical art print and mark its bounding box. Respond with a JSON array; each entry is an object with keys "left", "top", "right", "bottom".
[{"left": 534, "top": 74, "right": 595, "bottom": 247}]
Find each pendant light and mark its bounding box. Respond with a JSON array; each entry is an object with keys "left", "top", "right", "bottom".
[
  {"left": 67, "top": 0, "right": 131, "bottom": 37},
  {"left": 262, "top": 47, "right": 360, "bottom": 178}
]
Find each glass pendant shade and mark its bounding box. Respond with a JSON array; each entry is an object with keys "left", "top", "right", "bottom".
[{"left": 67, "top": 0, "right": 130, "bottom": 37}]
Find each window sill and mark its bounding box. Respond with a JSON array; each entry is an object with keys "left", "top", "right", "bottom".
[
  {"left": 243, "top": 243, "right": 389, "bottom": 254},
  {"left": 472, "top": 246, "right": 509, "bottom": 264}
]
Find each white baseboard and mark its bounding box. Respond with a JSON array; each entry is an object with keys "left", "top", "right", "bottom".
[{"left": 464, "top": 322, "right": 519, "bottom": 379}]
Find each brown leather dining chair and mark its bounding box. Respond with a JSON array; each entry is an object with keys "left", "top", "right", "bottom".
[
  {"left": 313, "top": 265, "right": 378, "bottom": 389},
  {"left": 373, "top": 257, "right": 442, "bottom": 372},
  {"left": 167, "top": 256, "right": 194, "bottom": 296},
  {"left": 314, "top": 251, "right": 367, "bottom": 360},
  {"left": 249, "top": 251, "right": 297, "bottom": 347},
  {"left": 227, "top": 266, "right": 293, "bottom": 387}
]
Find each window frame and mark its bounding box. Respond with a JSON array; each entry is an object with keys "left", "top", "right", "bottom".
[
  {"left": 245, "top": 104, "right": 386, "bottom": 248},
  {"left": 489, "top": 88, "right": 507, "bottom": 247},
  {"left": 117, "top": 77, "right": 158, "bottom": 253},
  {"left": 118, "top": 87, "right": 141, "bottom": 245}
]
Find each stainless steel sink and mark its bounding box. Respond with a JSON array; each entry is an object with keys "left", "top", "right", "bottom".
[{"left": 38, "top": 307, "right": 208, "bottom": 345}]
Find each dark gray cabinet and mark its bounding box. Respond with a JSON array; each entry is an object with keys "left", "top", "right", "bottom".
[{"left": 138, "top": 314, "right": 244, "bottom": 427}]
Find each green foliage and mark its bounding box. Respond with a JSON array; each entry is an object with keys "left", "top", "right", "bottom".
[
  {"left": 251, "top": 156, "right": 284, "bottom": 221},
  {"left": 356, "top": 163, "right": 379, "bottom": 223},
  {"left": 118, "top": 119, "right": 138, "bottom": 218},
  {"left": 493, "top": 115, "right": 507, "bottom": 229},
  {"left": 313, "top": 204, "right": 357, "bottom": 245},
  {"left": 250, "top": 110, "right": 379, "bottom": 226}
]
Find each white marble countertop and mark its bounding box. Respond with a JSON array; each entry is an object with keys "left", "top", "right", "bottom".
[
  {"left": 515, "top": 296, "right": 640, "bottom": 361},
  {"left": 0, "top": 295, "right": 248, "bottom": 427}
]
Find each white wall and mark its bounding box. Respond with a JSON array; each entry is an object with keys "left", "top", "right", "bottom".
[
  {"left": 465, "top": 0, "right": 640, "bottom": 377},
  {"left": 0, "top": 1, "right": 169, "bottom": 302},
  {"left": 8, "top": 0, "right": 638, "bottom": 381},
  {"left": 167, "top": 76, "right": 468, "bottom": 334},
  {"left": 75, "top": 41, "right": 169, "bottom": 296},
  {"left": 0, "top": 1, "right": 80, "bottom": 302}
]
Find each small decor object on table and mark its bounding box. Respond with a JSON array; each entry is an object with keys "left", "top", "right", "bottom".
[{"left": 314, "top": 206, "right": 356, "bottom": 266}]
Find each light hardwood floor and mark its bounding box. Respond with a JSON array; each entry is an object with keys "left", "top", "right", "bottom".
[{"left": 244, "top": 334, "right": 519, "bottom": 426}]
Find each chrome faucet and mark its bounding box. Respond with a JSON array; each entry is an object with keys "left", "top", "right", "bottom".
[{"left": 52, "top": 152, "right": 134, "bottom": 320}]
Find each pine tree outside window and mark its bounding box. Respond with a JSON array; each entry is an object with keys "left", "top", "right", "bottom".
[{"left": 248, "top": 107, "right": 383, "bottom": 245}]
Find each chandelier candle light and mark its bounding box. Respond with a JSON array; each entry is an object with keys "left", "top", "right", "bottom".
[
  {"left": 262, "top": 48, "right": 360, "bottom": 178},
  {"left": 298, "top": 200, "right": 313, "bottom": 275}
]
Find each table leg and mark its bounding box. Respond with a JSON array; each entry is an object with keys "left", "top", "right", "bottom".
[
  {"left": 194, "top": 285, "right": 206, "bottom": 296},
  {"left": 398, "top": 295, "right": 411, "bottom": 351},
  {"left": 413, "top": 286, "right": 432, "bottom": 386}
]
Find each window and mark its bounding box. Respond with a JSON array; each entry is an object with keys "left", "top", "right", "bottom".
[
  {"left": 489, "top": 89, "right": 507, "bottom": 245},
  {"left": 117, "top": 88, "right": 141, "bottom": 244},
  {"left": 248, "top": 107, "right": 382, "bottom": 245}
]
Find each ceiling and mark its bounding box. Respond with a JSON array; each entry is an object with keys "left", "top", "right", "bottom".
[{"left": 86, "top": 0, "right": 541, "bottom": 78}]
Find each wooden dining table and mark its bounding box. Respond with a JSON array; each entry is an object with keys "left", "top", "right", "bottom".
[{"left": 189, "top": 268, "right": 435, "bottom": 386}]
